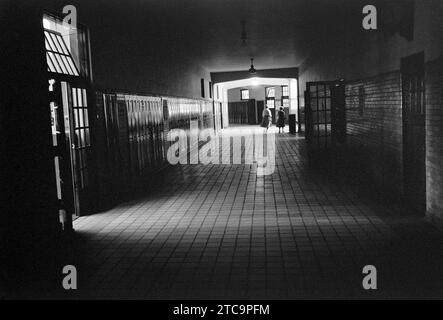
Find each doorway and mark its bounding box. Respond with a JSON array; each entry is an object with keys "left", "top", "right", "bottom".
[
  {"left": 401, "top": 52, "right": 426, "bottom": 215},
  {"left": 49, "top": 79, "right": 92, "bottom": 223},
  {"left": 67, "top": 84, "right": 93, "bottom": 216},
  {"left": 213, "top": 76, "right": 298, "bottom": 130},
  {"left": 257, "top": 100, "right": 264, "bottom": 124}
]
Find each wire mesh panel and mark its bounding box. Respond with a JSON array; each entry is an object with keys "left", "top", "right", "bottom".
[
  {"left": 305, "top": 80, "right": 346, "bottom": 159},
  {"left": 70, "top": 87, "right": 91, "bottom": 191},
  {"left": 305, "top": 83, "right": 332, "bottom": 149},
  {"left": 62, "top": 85, "right": 93, "bottom": 216}
]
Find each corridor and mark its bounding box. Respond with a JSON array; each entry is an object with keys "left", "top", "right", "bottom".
[
  {"left": 3, "top": 0, "right": 443, "bottom": 304},
  {"left": 61, "top": 126, "right": 443, "bottom": 299}
]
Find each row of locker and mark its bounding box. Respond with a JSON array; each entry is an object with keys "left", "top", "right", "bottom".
[
  {"left": 124, "top": 95, "right": 165, "bottom": 180},
  {"left": 167, "top": 97, "right": 213, "bottom": 131},
  {"left": 94, "top": 92, "right": 215, "bottom": 208}
]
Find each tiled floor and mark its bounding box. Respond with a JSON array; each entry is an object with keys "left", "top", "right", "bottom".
[{"left": 60, "top": 125, "right": 443, "bottom": 299}]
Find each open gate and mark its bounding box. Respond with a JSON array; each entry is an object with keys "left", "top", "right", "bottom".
[
  {"left": 44, "top": 13, "right": 94, "bottom": 227},
  {"left": 305, "top": 79, "right": 346, "bottom": 161}
]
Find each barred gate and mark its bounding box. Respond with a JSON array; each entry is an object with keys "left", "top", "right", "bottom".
[{"left": 304, "top": 80, "right": 346, "bottom": 160}]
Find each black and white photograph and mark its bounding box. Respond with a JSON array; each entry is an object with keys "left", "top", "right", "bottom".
[{"left": 1, "top": 0, "right": 443, "bottom": 306}]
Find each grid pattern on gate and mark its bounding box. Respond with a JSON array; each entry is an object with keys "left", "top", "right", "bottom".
[
  {"left": 306, "top": 82, "right": 332, "bottom": 148},
  {"left": 71, "top": 87, "right": 90, "bottom": 190}
]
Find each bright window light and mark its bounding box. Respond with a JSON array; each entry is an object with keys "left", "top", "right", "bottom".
[
  {"left": 241, "top": 89, "right": 249, "bottom": 100},
  {"left": 44, "top": 30, "right": 79, "bottom": 76},
  {"left": 251, "top": 77, "right": 259, "bottom": 86},
  {"left": 266, "top": 87, "right": 275, "bottom": 98},
  {"left": 43, "top": 18, "right": 51, "bottom": 30}
]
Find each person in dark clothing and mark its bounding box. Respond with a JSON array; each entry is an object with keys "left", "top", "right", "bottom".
[
  {"left": 276, "top": 107, "right": 286, "bottom": 133},
  {"left": 260, "top": 106, "right": 272, "bottom": 132}
]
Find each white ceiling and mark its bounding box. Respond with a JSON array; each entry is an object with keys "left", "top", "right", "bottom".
[{"left": 216, "top": 77, "right": 293, "bottom": 90}]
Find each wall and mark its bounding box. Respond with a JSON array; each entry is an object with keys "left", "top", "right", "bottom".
[
  {"left": 425, "top": 56, "right": 443, "bottom": 218},
  {"left": 93, "top": 53, "right": 212, "bottom": 100},
  {"left": 227, "top": 85, "right": 291, "bottom": 125},
  {"left": 0, "top": 1, "right": 60, "bottom": 288},
  {"left": 298, "top": 1, "right": 443, "bottom": 93},
  {"left": 35, "top": 0, "right": 213, "bottom": 100},
  {"left": 227, "top": 85, "right": 283, "bottom": 103},
  {"left": 345, "top": 72, "right": 403, "bottom": 199},
  {"left": 298, "top": 0, "right": 443, "bottom": 216}
]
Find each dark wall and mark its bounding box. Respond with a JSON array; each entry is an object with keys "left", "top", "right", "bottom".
[
  {"left": 298, "top": 0, "right": 443, "bottom": 217},
  {"left": 298, "top": 0, "right": 443, "bottom": 91},
  {"left": 0, "top": 1, "right": 60, "bottom": 287},
  {"left": 345, "top": 72, "right": 403, "bottom": 200}
]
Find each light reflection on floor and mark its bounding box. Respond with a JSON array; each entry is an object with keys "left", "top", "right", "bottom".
[{"left": 66, "top": 125, "right": 443, "bottom": 299}]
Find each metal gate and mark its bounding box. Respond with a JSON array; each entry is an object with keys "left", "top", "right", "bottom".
[
  {"left": 305, "top": 80, "right": 346, "bottom": 158},
  {"left": 44, "top": 16, "right": 94, "bottom": 223},
  {"left": 49, "top": 79, "right": 93, "bottom": 224},
  {"left": 63, "top": 83, "right": 93, "bottom": 217}
]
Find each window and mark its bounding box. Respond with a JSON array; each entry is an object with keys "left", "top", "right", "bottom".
[
  {"left": 282, "top": 85, "right": 289, "bottom": 97},
  {"left": 281, "top": 85, "right": 289, "bottom": 108},
  {"left": 266, "top": 87, "right": 275, "bottom": 109},
  {"left": 266, "top": 87, "right": 275, "bottom": 98},
  {"left": 282, "top": 98, "right": 290, "bottom": 108},
  {"left": 72, "top": 88, "right": 90, "bottom": 189},
  {"left": 241, "top": 89, "right": 249, "bottom": 100},
  {"left": 44, "top": 30, "right": 79, "bottom": 76},
  {"left": 209, "top": 82, "right": 213, "bottom": 99}
]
